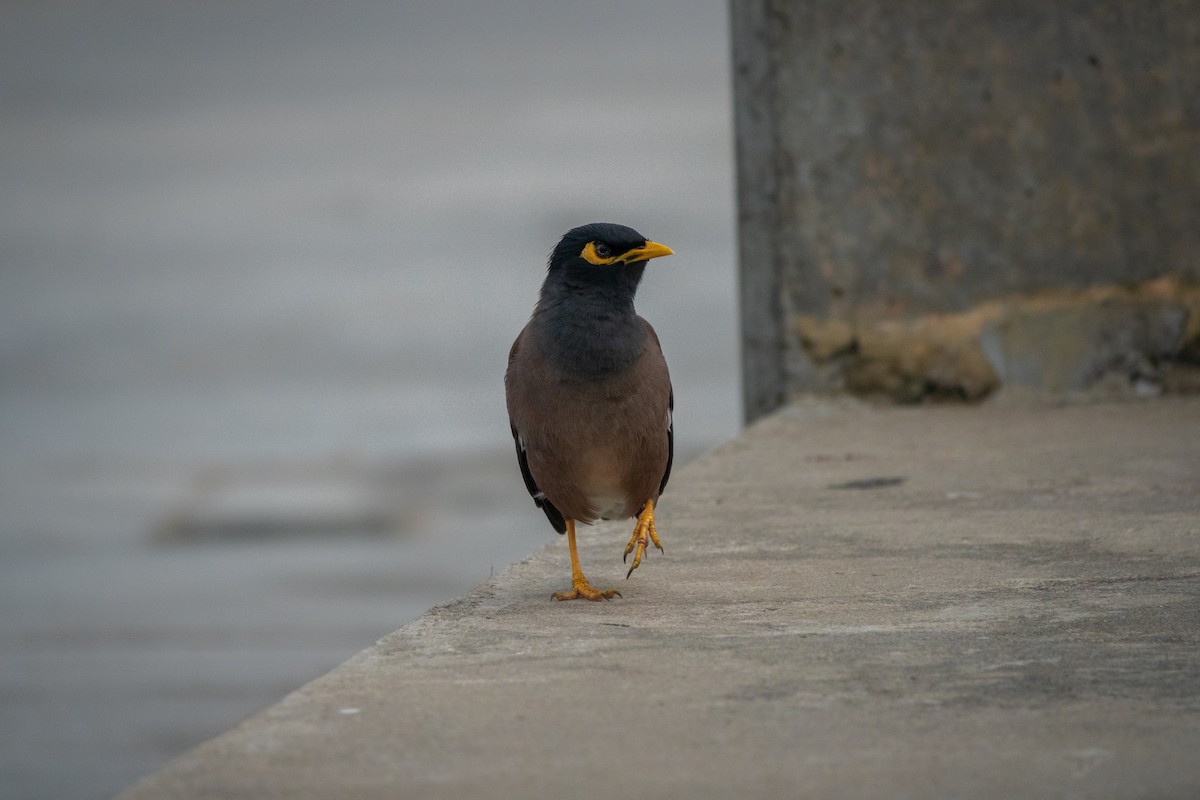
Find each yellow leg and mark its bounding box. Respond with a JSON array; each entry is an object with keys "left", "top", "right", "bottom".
[
  {"left": 553, "top": 519, "right": 621, "bottom": 601},
  {"left": 623, "top": 499, "right": 664, "bottom": 579}
]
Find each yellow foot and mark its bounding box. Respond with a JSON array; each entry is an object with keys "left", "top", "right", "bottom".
[
  {"left": 552, "top": 578, "right": 621, "bottom": 602},
  {"left": 554, "top": 518, "right": 622, "bottom": 600},
  {"left": 623, "top": 499, "right": 664, "bottom": 579}
]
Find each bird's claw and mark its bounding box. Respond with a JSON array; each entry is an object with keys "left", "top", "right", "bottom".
[
  {"left": 623, "top": 501, "right": 663, "bottom": 579},
  {"left": 553, "top": 583, "right": 621, "bottom": 602},
  {"left": 625, "top": 547, "right": 642, "bottom": 580}
]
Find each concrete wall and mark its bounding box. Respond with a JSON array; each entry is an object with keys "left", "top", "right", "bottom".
[{"left": 733, "top": 0, "right": 1200, "bottom": 421}]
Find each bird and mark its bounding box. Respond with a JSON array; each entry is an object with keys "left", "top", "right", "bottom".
[{"left": 505, "top": 223, "right": 675, "bottom": 601}]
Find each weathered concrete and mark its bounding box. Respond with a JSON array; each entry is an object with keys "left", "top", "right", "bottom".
[
  {"left": 121, "top": 397, "right": 1200, "bottom": 798},
  {"left": 792, "top": 277, "right": 1200, "bottom": 402},
  {"left": 733, "top": 0, "right": 1200, "bottom": 417}
]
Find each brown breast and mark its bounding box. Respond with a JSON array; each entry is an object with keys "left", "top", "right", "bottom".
[{"left": 505, "top": 319, "right": 672, "bottom": 524}]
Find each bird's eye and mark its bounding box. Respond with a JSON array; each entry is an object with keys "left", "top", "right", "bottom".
[{"left": 594, "top": 242, "right": 611, "bottom": 259}]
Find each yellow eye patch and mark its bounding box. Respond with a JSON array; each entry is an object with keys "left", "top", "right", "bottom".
[
  {"left": 580, "top": 240, "right": 675, "bottom": 266},
  {"left": 580, "top": 241, "right": 618, "bottom": 265}
]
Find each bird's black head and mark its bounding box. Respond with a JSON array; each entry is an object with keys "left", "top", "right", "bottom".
[
  {"left": 534, "top": 223, "right": 673, "bottom": 372},
  {"left": 547, "top": 222, "right": 674, "bottom": 275}
]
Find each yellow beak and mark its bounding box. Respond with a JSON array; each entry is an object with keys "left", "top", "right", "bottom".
[{"left": 617, "top": 240, "right": 675, "bottom": 264}]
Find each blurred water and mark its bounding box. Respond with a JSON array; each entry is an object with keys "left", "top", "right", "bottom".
[{"left": 0, "top": 1, "right": 738, "bottom": 797}]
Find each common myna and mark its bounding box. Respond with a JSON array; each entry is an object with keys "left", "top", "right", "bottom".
[{"left": 505, "top": 223, "right": 675, "bottom": 601}]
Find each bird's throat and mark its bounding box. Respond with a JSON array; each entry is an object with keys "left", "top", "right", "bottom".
[
  {"left": 533, "top": 263, "right": 649, "bottom": 377},
  {"left": 532, "top": 296, "right": 646, "bottom": 378}
]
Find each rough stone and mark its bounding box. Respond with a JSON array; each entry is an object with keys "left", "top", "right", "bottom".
[{"left": 792, "top": 277, "right": 1200, "bottom": 402}]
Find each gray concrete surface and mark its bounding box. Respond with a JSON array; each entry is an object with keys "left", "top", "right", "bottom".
[
  {"left": 732, "top": 0, "right": 1200, "bottom": 415},
  {"left": 121, "top": 397, "right": 1200, "bottom": 798}
]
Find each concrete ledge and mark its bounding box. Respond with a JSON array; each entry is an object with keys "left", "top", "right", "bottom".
[{"left": 121, "top": 398, "right": 1200, "bottom": 799}]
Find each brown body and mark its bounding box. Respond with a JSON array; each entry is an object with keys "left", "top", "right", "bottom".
[{"left": 505, "top": 318, "right": 672, "bottom": 525}]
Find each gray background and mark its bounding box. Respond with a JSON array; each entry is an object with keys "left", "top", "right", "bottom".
[{"left": 0, "top": 2, "right": 738, "bottom": 797}]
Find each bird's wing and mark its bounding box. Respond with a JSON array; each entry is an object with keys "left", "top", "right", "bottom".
[
  {"left": 507, "top": 334, "right": 567, "bottom": 533},
  {"left": 658, "top": 388, "right": 674, "bottom": 497},
  {"left": 639, "top": 319, "right": 674, "bottom": 500},
  {"left": 509, "top": 425, "right": 566, "bottom": 533}
]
